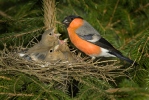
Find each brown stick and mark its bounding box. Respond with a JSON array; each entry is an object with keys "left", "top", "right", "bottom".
[{"left": 43, "top": 0, "right": 56, "bottom": 29}]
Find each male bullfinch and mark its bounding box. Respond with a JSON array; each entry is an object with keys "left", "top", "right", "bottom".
[{"left": 62, "top": 15, "right": 137, "bottom": 65}]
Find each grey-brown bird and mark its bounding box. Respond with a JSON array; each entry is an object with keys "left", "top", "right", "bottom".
[
  {"left": 45, "top": 38, "right": 76, "bottom": 62},
  {"left": 27, "top": 28, "right": 60, "bottom": 54},
  {"left": 19, "top": 28, "right": 60, "bottom": 62}
]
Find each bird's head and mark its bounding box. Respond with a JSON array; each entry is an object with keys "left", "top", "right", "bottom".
[{"left": 62, "top": 15, "right": 83, "bottom": 28}]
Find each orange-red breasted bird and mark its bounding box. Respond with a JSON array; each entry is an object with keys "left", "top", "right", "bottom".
[{"left": 62, "top": 15, "right": 136, "bottom": 65}]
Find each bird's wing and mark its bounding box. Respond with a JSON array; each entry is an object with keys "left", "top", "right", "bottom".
[
  {"left": 77, "top": 33, "right": 122, "bottom": 54},
  {"left": 75, "top": 20, "right": 122, "bottom": 55},
  {"left": 93, "top": 37, "right": 122, "bottom": 55}
]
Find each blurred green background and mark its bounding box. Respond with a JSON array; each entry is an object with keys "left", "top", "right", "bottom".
[{"left": 0, "top": 0, "right": 149, "bottom": 99}]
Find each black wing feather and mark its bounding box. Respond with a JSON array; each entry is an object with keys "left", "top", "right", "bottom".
[
  {"left": 93, "top": 38, "right": 137, "bottom": 65},
  {"left": 94, "top": 37, "right": 122, "bottom": 55}
]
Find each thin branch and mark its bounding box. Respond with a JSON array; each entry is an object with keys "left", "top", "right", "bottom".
[
  {"left": 135, "top": 3, "right": 149, "bottom": 13},
  {"left": 106, "top": 0, "right": 119, "bottom": 28},
  {"left": 0, "top": 26, "right": 45, "bottom": 41},
  {"left": 0, "top": 92, "right": 34, "bottom": 97},
  {"left": 0, "top": 10, "right": 12, "bottom": 19}
]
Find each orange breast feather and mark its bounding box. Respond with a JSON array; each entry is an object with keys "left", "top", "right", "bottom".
[{"left": 67, "top": 28, "right": 101, "bottom": 56}]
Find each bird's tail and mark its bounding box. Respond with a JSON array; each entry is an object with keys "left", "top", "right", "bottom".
[{"left": 111, "top": 52, "right": 138, "bottom": 66}]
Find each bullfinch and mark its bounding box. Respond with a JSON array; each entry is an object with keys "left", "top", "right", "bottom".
[{"left": 62, "top": 15, "right": 137, "bottom": 65}]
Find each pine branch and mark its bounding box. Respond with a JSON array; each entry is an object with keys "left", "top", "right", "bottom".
[
  {"left": 135, "top": 3, "right": 149, "bottom": 13},
  {"left": 0, "top": 27, "right": 45, "bottom": 41},
  {"left": 0, "top": 10, "right": 12, "bottom": 19},
  {"left": 0, "top": 76, "right": 11, "bottom": 80},
  {"left": 105, "top": 88, "right": 149, "bottom": 97},
  {"left": 0, "top": 92, "right": 34, "bottom": 97},
  {"left": 106, "top": 0, "right": 120, "bottom": 28},
  {"left": 105, "top": 88, "right": 136, "bottom": 93}
]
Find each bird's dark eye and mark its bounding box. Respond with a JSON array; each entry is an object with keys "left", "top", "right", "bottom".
[
  {"left": 50, "top": 49, "right": 53, "bottom": 52},
  {"left": 49, "top": 32, "right": 52, "bottom": 35},
  {"left": 70, "top": 17, "right": 74, "bottom": 21}
]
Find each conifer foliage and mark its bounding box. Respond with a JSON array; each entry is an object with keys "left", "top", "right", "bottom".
[{"left": 0, "top": 0, "right": 149, "bottom": 99}]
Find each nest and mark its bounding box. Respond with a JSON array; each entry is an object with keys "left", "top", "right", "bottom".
[
  {"left": 0, "top": 48, "right": 131, "bottom": 85},
  {"left": 0, "top": 28, "right": 132, "bottom": 92}
]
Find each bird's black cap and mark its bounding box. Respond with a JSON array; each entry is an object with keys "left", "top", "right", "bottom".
[{"left": 62, "top": 15, "right": 83, "bottom": 27}]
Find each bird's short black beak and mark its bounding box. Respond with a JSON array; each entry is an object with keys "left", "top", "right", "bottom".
[
  {"left": 62, "top": 17, "right": 71, "bottom": 27},
  {"left": 62, "top": 19, "right": 69, "bottom": 25}
]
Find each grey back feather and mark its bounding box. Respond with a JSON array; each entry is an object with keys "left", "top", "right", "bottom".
[
  {"left": 75, "top": 20, "right": 101, "bottom": 42},
  {"left": 75, "top": 20, "right": 101, "bottom": 36}
]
